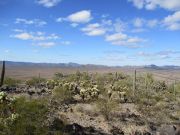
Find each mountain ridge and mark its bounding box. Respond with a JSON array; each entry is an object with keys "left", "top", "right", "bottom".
[{"left": 1, "top": 61, "right": 180, "bottom": 70}]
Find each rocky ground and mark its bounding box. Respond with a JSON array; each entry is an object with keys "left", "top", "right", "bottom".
[{"left": 1, "top": 84, "right": 180, "bottom": 135}]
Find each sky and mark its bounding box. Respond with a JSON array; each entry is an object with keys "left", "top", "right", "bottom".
[{"left": 0, "top": 0, "right": 180, "bottom": 66}]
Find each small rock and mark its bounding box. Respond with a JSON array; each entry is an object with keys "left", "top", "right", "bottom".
[{"left": 110, "top": 126, "right": 124, "bottom": 135}]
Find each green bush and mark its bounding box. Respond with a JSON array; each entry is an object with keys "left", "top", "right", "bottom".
[
  {"left": 53, "top": 86, "right": 73, "bottom": 103},
  {"left": 0, "top": 95, "right": 49, "bottom": 135},
  {"left": 26, "top": 77, "right": 46, "bottom": 86},
  {"left": 96, "top": 99, "right": 118, "bottom": 120},
  {"left": 4, "top": 77, "right": 21, "bottom": 87},
  {"left": 54, "top": 72, "right": 64, "bottom": 80},
  {"left": 9, "top": 97, "right": 48, "bottom": 135}
]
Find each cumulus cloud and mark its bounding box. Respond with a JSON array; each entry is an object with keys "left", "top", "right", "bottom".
[
  {"left": 36, "top": 42, "right": 56, "bottom": 47},
  {"left": 11, "top": 30, "right": 71, "bottom": 48},
  {"left": 56, "top": 10, "right": 147, "bottom": 48},
  {"left": 56, "top": 17, "right": 64, "bottom": 22},
  {"left": 133, "top": 18, "right": 158, "bottom": 28},
  {"left": 70, "top": 23, "right": 79, "bottom": 27},
  {"left": 12, "top": 29, "right": 24, "bottom": 32},
  {"left": 81, "top": 23, "right": 106, "bottom": 36},
  {"left": 138, "top": 50, "right": 180, "bottom": 59},
  {"left": 128, "top": 1, "right": 180, "bottom": 31},
  {"left": 113, "top": 19, "right": 127, "bottom": 32},
  {"left": 78, "top": 16, "right": 146, "bottom": 47},
  {"left": 163, "top": 11, "right": 180, "bottom": 30},
  {"left": 131, "top": 28, "right": 146, "bottom": 33},
  {"left": 81, "top": 19, "right": 127, "bottom": 36},
  {"left": 13, "top": 32, "right": 33, "bottom": 40},
  {"left": 106, "top": 33, "right": 145, "bottom": 48},
  {"left": 57, "top": 10, "right": 92, "bottom": 24},
  {"left": 128, "top": 0, "right": 180, "bottom": 11},
  {"left": 61, "top": 41, "right": 71, "bottom": 45},
  {"left": 147, "top": 19, "right": 158, "bottom": 28},
  {"left": 15, "top": 18, "right": 47, "bottom": 26},
  {"left": 133, "top": 18, "right": 144, "bottom": 27},
  {"left": 36, "top": 0, "right": 62, "bottom": 8},
  {"left": 12, "top": 31, "right": 59, "bottom": 41},
  {"left": 106, "top": 33, "right": 127, "bottom": 41},
  {"left": 67, "top": 10, "right": 92, "bottom": 23}
]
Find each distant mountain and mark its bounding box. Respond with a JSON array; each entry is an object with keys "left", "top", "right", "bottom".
[
  {"left": 1, "top": 61, "right": 180, "bottom": 70},
  {"left": 0, "top": 61, "right": 108, "bottom": 68},
  {"left": 144, "top": 64, "right": 161, "bottom": 70},
  {"left": 144, "top": 64, "right": 180, "bottom": 70}
]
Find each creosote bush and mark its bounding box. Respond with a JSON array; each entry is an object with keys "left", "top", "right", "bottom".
[
  {"left": 0, "top": 95, "right": 49, "bottom": 135},
  {"left": 53, "top": 86, "right": 73, "bottom": 103},
  {"left": 4, "top": 77, "right": 21, "bottom": 87},
  {"left": 96, "top": 98, "right": 118, "bottom": 120},
  {"left": 26, "top": 77, "right": 46, "bottom": 86}
]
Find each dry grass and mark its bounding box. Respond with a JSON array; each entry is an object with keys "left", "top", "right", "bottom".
[{"left": 2, "top": 65, "right": 180, "bottom": 82}]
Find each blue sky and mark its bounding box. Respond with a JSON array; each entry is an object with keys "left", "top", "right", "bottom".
[{"left": 0, "top": 0, "right": 180, "bottom": 66}]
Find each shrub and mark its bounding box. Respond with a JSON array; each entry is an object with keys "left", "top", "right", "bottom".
[
  {"left": 96, "top": 99, "right": 118, "bottom": 120},
  {"left": 54, "top": 72, "right": 64, "bottom": 80},
  {"left": 26, "top": 77, "right": 46, "bottom": 86},
  {"left": 0, "top": 94, "right": 49, "bottom": 135},
  {"left": 4, "top": 77, "right": 21, "bottom": 87},
  {"left": 53, "top": 86, "right": 73, "bottom": 103},
  {"left": 9, "top": 97, "right": 49, "bottom": 135}
]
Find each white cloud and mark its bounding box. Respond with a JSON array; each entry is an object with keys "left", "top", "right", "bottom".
[
  {"left": 36, "top": 31, "right": 45, "bottom": 36},
  {"left": 36, "top": 42, "right": 56, "bottom": 47},
  {"left": 138, "top": 51, "right": 152, "bottom": 57},
  {"left": 12, "top": 31, "right": 60, "bottom": 41},
  {"left": 11, "top": 30, "right": 71, "bottom": 48},
  {"left": 56, "top": 10, "right": 92, "bottom": 26},
  {"left": 113, "top": 19, "right": 126, "bottom": 32},
  {"left": 147, "top": 19, "right": 158, "bottom": 28},
  {"left": 101, "top": 19, "right": 112, "bottom": 26},
  {"left": 133, "top": 18, "right": 144, "bottom": 27},
  {"left": 127, "top": 37, "right": 144, "bottom": 43},
  {"left": 36, "top": 0, "right": 62, "bottom": 8},
  {"left": 12, "top": 29, "right": 24, "bottom": 32},
  {"left": 131, "top": 28, "right": 146, "bottom": 33},
  {"left": 13, "top": 32, "right": 33, "bottom": 40},
  {"left": 163, "top": 11, "right": 180, "bottom": 30},
  {"left": 15, "top": 18, "right": 47, "bottom": 26},
  {"left": 61, "top": 41, "right": 71, "bottom": 45},
  {"left": 138, "top": 50, "right": 180, "bottom": 60},
  {"left": 133, "top": 18, "right": 158, "bottom": 28},
  {"left": 67, "top": 10, "right": 92, "bottom": 23},
  {"left": 56, "top": 17, "right": 65, "bottom": 22},
  {"left": 106, "top": 33, "right": 145, "bottom": 47},
  {"left": 86, "top": 29, "right": 105, "bottom": 36},
  {"left": 129, "top": 0, "right": 144, "bottom": 9},
  {"left": 106, "top": 33, "right": 127, "bottom": 41},
  {"left": 81, "top": 23, "right": 106, "bottom": 36},
  {"left": 128, "top": 0, "right": 180, "bottom": 11},
  {"left": 70, "top": 23, "right": 79, "bottom": 27}
]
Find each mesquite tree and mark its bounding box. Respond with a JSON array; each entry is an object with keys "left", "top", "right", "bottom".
[{"left": 0, "top": 61, "right": 5, "bottom": 87}]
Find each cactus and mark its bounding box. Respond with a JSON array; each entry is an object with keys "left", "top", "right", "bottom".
[{"left": 0, "top": 61, "right": 5, "bottom": 87}]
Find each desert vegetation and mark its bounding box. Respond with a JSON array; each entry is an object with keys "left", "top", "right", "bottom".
[{"left": 0, "top": 63, "right": 180, "bottom": 134}]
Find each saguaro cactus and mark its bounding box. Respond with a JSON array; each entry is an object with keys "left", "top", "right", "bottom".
[{"left": 0, "top": 61, "right": 5, "bottom": 87}]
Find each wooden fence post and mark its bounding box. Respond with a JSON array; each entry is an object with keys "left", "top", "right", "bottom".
[
  {"left": 0, "top": 61, "right": 5, "bottom": 87},
  {"left": 145, "top": 73, "right": 148, "bottom": 96},
  {"left": 133, "top": 70, "right": 136, "bottom": 97},
  {"left": 173, "top": 80, "right": 176, "bottom": 100}
]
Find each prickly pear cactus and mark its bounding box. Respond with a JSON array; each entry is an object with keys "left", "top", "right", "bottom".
[{"left": 0, "top": 92, "right": 18, "bottom": 126}]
